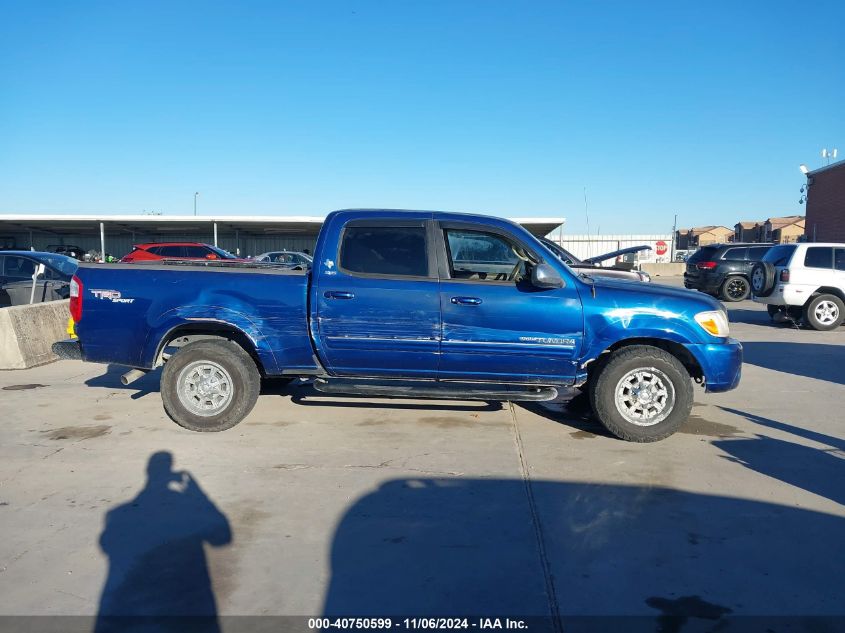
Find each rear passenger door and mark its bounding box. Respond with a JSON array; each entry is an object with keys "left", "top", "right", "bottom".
[
  {"left": 313, "top": 218, "right": 441, "bottom": 378},
  {"left": 803, "top": 247, "right": 838, "bottom": 287}
]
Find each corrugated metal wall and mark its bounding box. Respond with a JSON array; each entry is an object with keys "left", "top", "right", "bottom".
[
  {"left": 1, "top": 229, "right": 318, "bottom": 259},
  {"left": 545, "top": 233, "right": 674, "bottom": 264}
]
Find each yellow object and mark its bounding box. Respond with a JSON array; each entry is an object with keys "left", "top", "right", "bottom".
[
  {"left": 694, "top": 310, "right": 730, "bottom": 337},
  {"left": 67, "top": 318, "right": 77, "bottom": 339}
]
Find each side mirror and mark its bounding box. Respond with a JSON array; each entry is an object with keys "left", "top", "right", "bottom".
[
  {"left": 206, "top": 253, "right": 219, "bottom": 260},
  {"left": 532, "top": 263, "right": 564, "bottom": 289}
]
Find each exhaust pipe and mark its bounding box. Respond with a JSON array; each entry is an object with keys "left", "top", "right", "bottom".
[{"left": 121, "top": 369, "right": 148, "bottom": 386}]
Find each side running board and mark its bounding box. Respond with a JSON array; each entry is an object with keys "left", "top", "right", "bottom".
[{"left": 312, "top": 378, "right": 558, "bottom": 402}]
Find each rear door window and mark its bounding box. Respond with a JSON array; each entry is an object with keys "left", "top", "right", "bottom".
[
  {"left": 340, "top": 225, "right": 428, "bottom": 277},
  {"left": 158, "top": 245, "right": 185, "bottom": 258},
  {"left": 804, "top": 247, "right": 833, "bottom": 269},
  {"left": 721, "top": 247, "right": 747, "bottom": 260},
  {"left": 835, "top": 249, "right": 845, "bottom": 272}
]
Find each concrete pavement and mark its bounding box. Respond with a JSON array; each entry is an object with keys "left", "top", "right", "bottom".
[{"left": 0, "top": 283, "right": 843, "bottom": 626}]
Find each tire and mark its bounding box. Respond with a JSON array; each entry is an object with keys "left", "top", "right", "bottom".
[
  {"left": 588, "top": 345, "right": 693, "bottom": 442},
  {"left": 803, "top": 294, "right": 845, "bottom": 331},
  {"left": 750, "top": 262, "right": 775, "bottom": 297},
  {"left": 720, "top": 276, "right": 750, "bottom": 302},
  {"left": 160, "top": 339, "right": 260, "bottom": 432}
]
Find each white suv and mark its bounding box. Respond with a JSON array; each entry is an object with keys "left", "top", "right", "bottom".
[{"left": 751, "top": 243, "right": 845, "bottom": 331}]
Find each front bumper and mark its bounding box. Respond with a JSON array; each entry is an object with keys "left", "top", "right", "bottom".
[
  {"left": 52, "top": 339, "right": 82, "bottom": 361},
  {"left": 684, "top": 338, "right": 743, "bottom": 393}
]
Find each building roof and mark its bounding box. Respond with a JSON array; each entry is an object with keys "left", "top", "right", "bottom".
[
  {"left": 690, "top": 225, "right": 732, "bottom": 235},
  {"left": 806, "top": 157, "right": 845, "bottom": 177},
  {"left": 0, "top": 212, "right": 566, "bottom": 238},
  {"left": 766, "top": 215, "right": 805, "bottom": 229},
  {"left": 736, "top": 221, "right": 760, "bottom": 229}
]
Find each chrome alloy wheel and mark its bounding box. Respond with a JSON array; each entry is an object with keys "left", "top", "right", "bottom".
[
  {"left": 614, "top": 367, "right": 675, "bottom": 426},
  {"left": 814, "top": 300, "right": 840, "bottom": 326},
  {"left": 177, "top": 361, "right": 234, "bottom": 417}
]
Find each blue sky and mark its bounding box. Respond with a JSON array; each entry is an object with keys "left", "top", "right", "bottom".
[{"left": 1, "top": 1, "right": 843, "bottom": 233}]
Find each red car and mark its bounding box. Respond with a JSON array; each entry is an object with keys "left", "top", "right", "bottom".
[{"left": 120, "top": 242, "right": 241, "bottom": 263}]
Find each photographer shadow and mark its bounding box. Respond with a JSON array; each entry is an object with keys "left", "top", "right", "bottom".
[{"left": 94, "top": 452, "right": 231, "bottom": 633}]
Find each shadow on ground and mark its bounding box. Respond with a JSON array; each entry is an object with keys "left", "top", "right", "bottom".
[
  {"left": 323, "top": 476, "right": 844, "bottom": 624},
  {"left": 85, "top": 365, "right": 162, "bottom": 399},
  {"left": 741, "top": 342, "right": 845, "bottom": 385},
  {"left": 94, "top": 452, "right": 231, "bottom": 633}
]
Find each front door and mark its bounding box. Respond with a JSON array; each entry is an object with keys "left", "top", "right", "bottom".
[
  {"left": 436, "top": 222, "right": 583, "bottom": 383},
  {"left": 313, "top": 218, "right": 441, "bottom": 378}
]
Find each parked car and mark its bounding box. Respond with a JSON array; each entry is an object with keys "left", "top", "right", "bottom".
[
  {"left": 120, "top": 242, "right": 241, "bottom": 263},
  {"left": 683, "top": 243, "right": 773, "bottom": 302},
  {"left": 254, "top": 251, "right": 313, "bottom": 268},
  {"left": 55, "top": 209, "right": 741, "bottom": 442},
  {"left": 0, "top": 251, "right": 78, "bottom": 307},
  {"left": 46, "top": 244, "right": 86, "bottom": 260},
  {"left": 751, "top": 243, "right": 845, "bottom": 330},
  {"left": 540, "top": 238, "right": 652, "bottom": 282}
]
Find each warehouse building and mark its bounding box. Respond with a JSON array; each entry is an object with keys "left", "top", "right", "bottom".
[
  {"left": 0, "top": 213, "right": 565, "bottom": 260},
  {"left": 803, "top": 159, "right": 845, "bottom": 242}
]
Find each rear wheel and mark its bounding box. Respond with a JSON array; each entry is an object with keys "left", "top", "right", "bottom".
[
  {"left": 161, "top": 339, "right": 260, "bottom": 432},
  {"left": 803, "top": 294, "right": 845, "bottom": 331},
  {"left": 720, "top": 276, "right": 750, "bottom": 302},
  {"left": 588, "top": 345, "right": 693, "bottom": 442}
]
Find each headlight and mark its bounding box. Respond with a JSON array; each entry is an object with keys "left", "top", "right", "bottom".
[{"left": 694, "top": 310, "right": 730, "bottom": 337}]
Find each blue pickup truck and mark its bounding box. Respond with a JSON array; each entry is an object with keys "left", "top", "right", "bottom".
[{"left": 55, "top": 209, "right": 742, "bottom": 442}]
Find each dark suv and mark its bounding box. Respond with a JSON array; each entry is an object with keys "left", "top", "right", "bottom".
[{"left": 684, "top": 243, "right": 772, "bottom": 301}]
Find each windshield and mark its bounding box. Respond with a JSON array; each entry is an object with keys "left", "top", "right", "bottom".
[
  {"left": 38, "top": 254, "right": 78, "bottom": 277},
  {"left": 761, "top": 244, "right": 797, "bottom": 267},
  {"left": 208, "top": 245, "right": 239, "bottom": 260},
  {"left": 540, "top": 239, "right": 580, "bottom": 265}
]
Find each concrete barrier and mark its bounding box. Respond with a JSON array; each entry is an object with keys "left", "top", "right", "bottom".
[
  {"left": 640, "top": 262, "right": 686, "bottom": 276},
  {"left": 0, "top": 300, "right": 70, "bottom": 370}
]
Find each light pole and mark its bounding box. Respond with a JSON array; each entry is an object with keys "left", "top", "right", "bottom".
[{"left": 194, "top": 192, "right": 200, "bottom": 216}]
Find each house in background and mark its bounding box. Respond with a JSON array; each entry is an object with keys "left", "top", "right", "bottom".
[
  {"left": 688, "top": 225, "right": 734, "bottom": 247},
  {"left": 734, "top": 221, "right": 762, "bottom": 242},
  {"left": 762, "top": 215, "right": 805, "bottom": 243},
  {"left": 675, "top": 228, "right": 692, "bottom": 250}
]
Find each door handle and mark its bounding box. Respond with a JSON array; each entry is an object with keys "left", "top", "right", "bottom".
[
  {"left": 324, "top": 291, "right": 355, "bottom": 300},
  {"left": 451, "top": 296, "right": 482, "bottom": 306}
]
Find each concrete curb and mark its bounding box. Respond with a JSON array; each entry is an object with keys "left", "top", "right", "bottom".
[
  {"left": 640, "top": 262, "right": 685, "bottom": 276},
  {"left": 0, "top": 300, "right": 71, "bottom": 370}
]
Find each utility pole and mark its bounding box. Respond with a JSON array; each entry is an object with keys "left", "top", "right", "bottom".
[{"left": 671, "top": 214, "right": 677, "bottom": 262}]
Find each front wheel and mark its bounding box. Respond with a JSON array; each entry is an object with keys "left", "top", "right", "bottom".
[
  {"left": 161, "top": 339, "right": 261, "bottom": 432},
  {"left": 803, "top": 294, "right": 845, "bottom": 331},
  {"left": 588, "top": 345, "right": 693, "bottom": 442}
]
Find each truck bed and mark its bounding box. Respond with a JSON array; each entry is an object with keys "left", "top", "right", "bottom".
[{"left": 74, "top": 262, "right": 315, "bottom": 374}]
